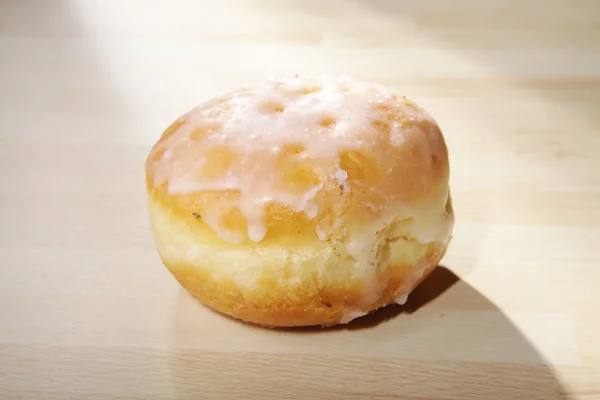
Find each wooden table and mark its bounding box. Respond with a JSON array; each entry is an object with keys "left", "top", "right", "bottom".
[{"left": 1, "top": 1, "right": 599, "bottom": 399}]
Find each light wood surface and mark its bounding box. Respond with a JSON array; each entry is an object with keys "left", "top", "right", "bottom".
[{"left": 1, "top": 1, "right": 599, "bottom": 399}]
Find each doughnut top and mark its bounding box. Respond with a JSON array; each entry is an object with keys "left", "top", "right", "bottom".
[{"left": 146, "top": 75, "right": 452, "bottom": 245}]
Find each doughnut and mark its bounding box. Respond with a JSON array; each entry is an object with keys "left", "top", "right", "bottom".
[{"left": 144, "top": 75, "right": 455, "bottom": 327}]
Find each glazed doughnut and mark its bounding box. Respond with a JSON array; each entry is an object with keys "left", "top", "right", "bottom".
[{"left": 145, "top": 75, "right": 454, "bottom": 327}]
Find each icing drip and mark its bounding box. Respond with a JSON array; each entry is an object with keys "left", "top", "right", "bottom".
[
  {"left": 395, "top": 292, "right": 409, "bottom": 305},
  {"left": 340, "top": 311, "right": 367, "bottom": 324}
]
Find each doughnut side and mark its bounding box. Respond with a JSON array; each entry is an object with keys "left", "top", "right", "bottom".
[{"left": 147, "top": 190, "right": 450, "bottom": 327}]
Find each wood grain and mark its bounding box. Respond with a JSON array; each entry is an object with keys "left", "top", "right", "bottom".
[{"left": 1, "top": 0, "right": 599, "bottom": 399}]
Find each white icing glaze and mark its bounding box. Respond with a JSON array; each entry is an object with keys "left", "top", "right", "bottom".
[
  {"left": 149, "top": 75, "right": 446, "bottom": 244},
  {"left": 340, "top": 311, "right": 367, "bottom": 324},
  {"left": 395, "top": 292, "right": 410, "bottom": 305}
]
